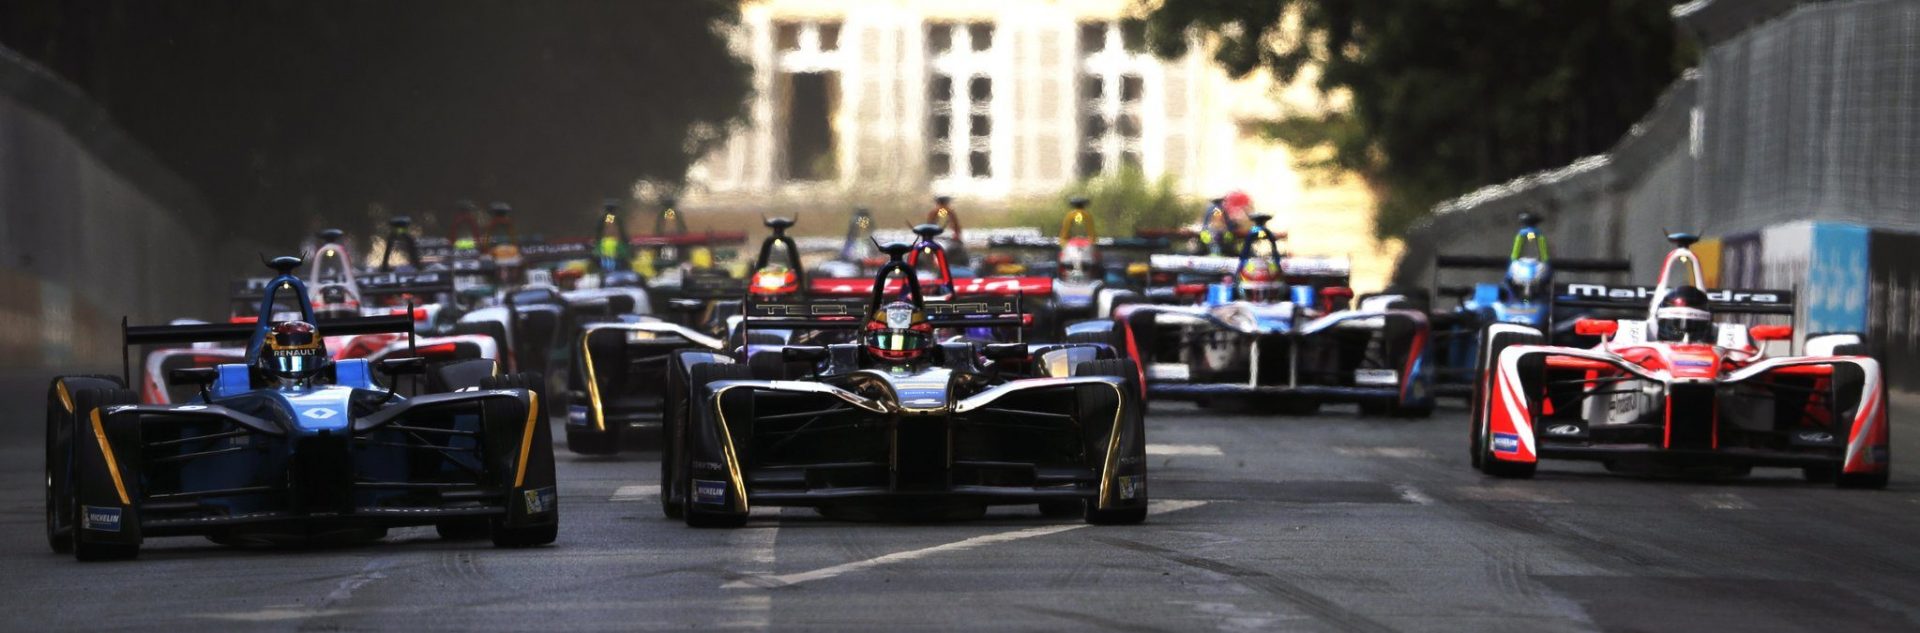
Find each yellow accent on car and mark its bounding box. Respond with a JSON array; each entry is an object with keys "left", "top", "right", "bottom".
[
  {"left": 90, "top": 408, "right": 131, "bottom": 505},
  {"left": 57, "top": 381, "right": 73, "bottom": 412},
  {"left": 515, "top": 391, "right": 541, "bottom": 488}
]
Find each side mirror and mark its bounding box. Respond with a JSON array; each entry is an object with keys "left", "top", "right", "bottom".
[
  {"left": 376, "top": 356, "right": 428, "bottom": 376},
  {"left": 1573, "top": 318, "right": 1618, "bottom": 337},
  {"left": 983, "top": 343, "right": 1030, "bottom": 362},
  {"left": 168, "top": 367, "right": 219, "bottom": 387},
  {"left": 781, "top": 345, "right": 830, "bottom": 363},
  {"left": 1749, "top": 324, "right": 1793, "bottom": 342}
]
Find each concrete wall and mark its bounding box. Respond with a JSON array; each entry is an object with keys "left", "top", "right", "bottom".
[
  {"left": 1394, "top": 0, "right": 1920, "bottom": 388},
  {"left": 0, "top": 46, "right": 259, "bottom": 387}
]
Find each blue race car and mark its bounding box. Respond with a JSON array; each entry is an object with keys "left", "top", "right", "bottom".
[
  {"left": 46, "top": 256, "right": 557, "bottom": 560},
  {"left": 1427, "top": 212, "right": 1631, "bottom": 398},
  {"left": 1087, "top": 214, "right": 1436, "bottom": 417}
]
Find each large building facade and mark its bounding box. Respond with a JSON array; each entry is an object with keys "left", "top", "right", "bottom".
[{"left": 685, "top": 0, "right": 1399, "bottom": 289}]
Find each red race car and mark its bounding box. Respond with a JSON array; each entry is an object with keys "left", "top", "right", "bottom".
[{"left": 1471, "top": 232, "right": 1888, "bottom": 487}]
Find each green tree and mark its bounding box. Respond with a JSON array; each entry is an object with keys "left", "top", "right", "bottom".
[{"left": 1140, "top": 0, "right": 1691, "bottom": 238}]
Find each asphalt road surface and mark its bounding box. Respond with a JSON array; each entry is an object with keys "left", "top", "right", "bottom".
[{"left": 5, "top": 399, "right": 1919, "bottom": 632}]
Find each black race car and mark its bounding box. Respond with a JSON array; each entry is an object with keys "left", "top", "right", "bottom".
[
  {"left": 45, "top": 256, "right": 557, "bottom": 560},
  {"left": 658, "top": 243, "right": 1149, "bottom": 527}
]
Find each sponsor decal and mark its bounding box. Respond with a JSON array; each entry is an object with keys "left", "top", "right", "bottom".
[
  {"left": 566, "top": 405, "right": 590, "bottom": 427},
  {"left": 1562, "top": 283, "right": 1788, "bottom": 305},
  {"left": 1674, "top": 359, "right": 1713, "bottom": 368},
  {"left": 1354, "top": 368, "right": 1399, "bottom": 387},
  {"left": 693, "top": 479, "right": 727, "bottom": 505},
  {"left": 692, "top": 461, "right": 725, "bottom": 471},
  {"left": 1116, "top": 475, "right": 1144, "bottom": 501},
  {"left": 301, "top": 408, "right": 339, "bottom": 420},
  {"left": 1492, "top": 433, "right": 1520, "bottom": 454},
  {"left": 1545, "top": 424, "right": 1582, "bottom": 436},
  {"left": 175, "top": 405, "right": 207, "bottom": 411},
  {"left": 83, "top": 506, "right": 122, "bottom": 532},
  {"left": 1873, "top": 446, "right": 1890, "bottom": 463},
  {"left": 1795, "top": 430, "right": 1836, "bottom": 444},
  {"left": 522, "top": 486, "right": 558, "bottom": 514}
]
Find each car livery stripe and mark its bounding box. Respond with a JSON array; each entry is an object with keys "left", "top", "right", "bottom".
[
  {"left": 710, "top": 384, "right": 753, "bottom": 513},
  {"left": 1495, "top": 345, "right": 1537, "bottom": 460},
  {"left": 514, "top": 391, "right": 540, "bottom": 487},
  {"left": 1094, "top": 382, "right": 1128, "bottom": 510},
  {"left": 1399, "top": 316, "right": 1427, "bottom": 402},
  {"left": 90, "top": 408, "right": 131, "bottom": 505},
  {"left": 577, "top": 329, "right": 606, "bottom": 432},
  {"left": 57, "top": 381, "right": 73, "bottom": 412},
  {"left": 1844, "top": 363, "right": 1885, "bottom": 472}
]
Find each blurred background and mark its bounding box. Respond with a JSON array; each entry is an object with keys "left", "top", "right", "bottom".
[{"left": 1, "top": 0, "right": 1917, "bottom": 388}]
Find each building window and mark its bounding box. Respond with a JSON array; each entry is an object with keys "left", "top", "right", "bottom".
[
  {"left": 775, "top": 21, "right": 843, "bottom": 182},
  {"left": 1078, "top": 21, "right": 1148, "bottom": 178},
  {"left": 928, "top": 22, "right": 996, "bottom": 183}
]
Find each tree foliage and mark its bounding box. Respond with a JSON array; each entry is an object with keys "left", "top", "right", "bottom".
[
  {"left": 1140, "top": 0, "right": 1691, "bottom": 238},
  {"left": 0, "top": 1, "right": 751, "bottom": 241}
]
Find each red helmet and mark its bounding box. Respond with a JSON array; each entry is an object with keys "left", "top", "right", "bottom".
[
  {"left": 864, "top": 301, "right": 932, "bottom": 362},
  {"left": 750, "top": 264, "right": 799, "bottom": 295}
]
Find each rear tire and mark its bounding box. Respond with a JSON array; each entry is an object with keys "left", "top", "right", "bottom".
[
  {"left": 436, "top": 519, "right": 491, "bottom": 540},
  {"left": 489, "top": 519, "right": 558, "bottom": 547},
  {"left": 1038, "top": 500, "right": 1085, "bottom": 518},
  {"left": 1837, "top": 470, "right": 1890, "bottom": 490}
]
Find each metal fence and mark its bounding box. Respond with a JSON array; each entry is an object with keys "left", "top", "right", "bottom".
[{"left": 1395, "top": 0, "right": 1920, "bottom": 389}]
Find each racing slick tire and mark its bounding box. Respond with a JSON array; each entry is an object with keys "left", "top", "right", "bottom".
[
  {"left": 660, "top": 353, "right": 693, "bottom": 519},
  {"left": 429, "top": 358, "right": 498, "bottom": 393},
  {"left": 70, "top": 387, "right": 141, "bottom": 561},
  {"left": 1076, "top": 359, "right": 1148, "bottom": 525},
  {"left": 46, "top": 375, "right": 125, "bottom": 554},
  {"left": 482, "top": 372, "right": 560, "bottom": 548},
  {"left": 683, "top": 362, "right": 753, "bottom": 528},
  {"left": 1472, "top": 325, "right": 1541, "bottom": 478}
]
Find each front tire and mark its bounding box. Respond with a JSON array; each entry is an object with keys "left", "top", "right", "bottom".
[{"left": 47, "top": 375, "right": 123, "bottom": 554}]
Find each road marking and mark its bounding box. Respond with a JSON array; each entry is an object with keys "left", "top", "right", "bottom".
[
  {"left": 1454, "top": 486, "right": 1570, "bottom": 504},
  {"left": 722, "top": 520, "right": 781, "bottom": 626},
  {"left": 724, "top": 500, "right": 1209, "bottom": 589},
  {"left": 1688, "top": 492, "right": 1754, "bottom": 510},
  {"left": 1333, "top": 446, "right": 1435, "bottom": 459},
  {"left": 609, "top": 484, "right": 659, "bottom": 501},
  {"left": 1393, "top": 483, "right": 1435, "bottom": 505},
  {"left": 1148, "top": 444, "right": 1223, "bottom": 456},
  {"left": 324, "top": 558, "right": 394, "bottom": 607}
]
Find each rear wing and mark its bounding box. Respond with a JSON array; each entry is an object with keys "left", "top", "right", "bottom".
[
  {"left": 1553, "top": 283, "right": 1795, "bottom": 315},
  {"left": 984, "top": 235, "right": 1173, "bottom": 251},
  {"left": 121, "top": 313, "right": 417, "bottom": 384},
  {"left": 358, "top": 270, "right": 454, "bottom": 297},
  {"left": 680, "top": 272, "right": 748, "bottom": 300},
  {"left": 631, "top": 231, "right": 749, "bottom": 248},
  {"left": 742, "top": 295, "right": 1027, "bottom": 331},
  {"left": 1435, "top": 254, "right": 1632, "bottom": 272},
  {"left": 1148, "top": 254, "right": 1352, "bottom": 284},
  {"left": 518, "top": 241, "right": 594, "bottom": 264},
  {"left": 806, "top": 276, "right": 1053, "bottom": 297}
]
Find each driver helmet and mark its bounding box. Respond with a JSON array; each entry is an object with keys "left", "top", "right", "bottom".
[
  {"left": 313, "top": 284, "right": 359, "bottom": 320},
  {"left": 264, "top": 320, "right": 326, "bottom": 385},
  {"left": 1238, "top": 257, "right": 1285, "bottom": 303},
  {"left": 864, "top": 300, "right": 932, "bottom": 363},
  {"left": 1059, "top": 238, "right": 1096, "bottom": 282},
  {"left": 1654, "top": 286, "right": 1715, "bottom": 343},
  {"left": 1505, "top": 259, "right": 1546, "bottom": 301},
  {"left": 750, "top": 263, "right": 799, "bottom": 296}
]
